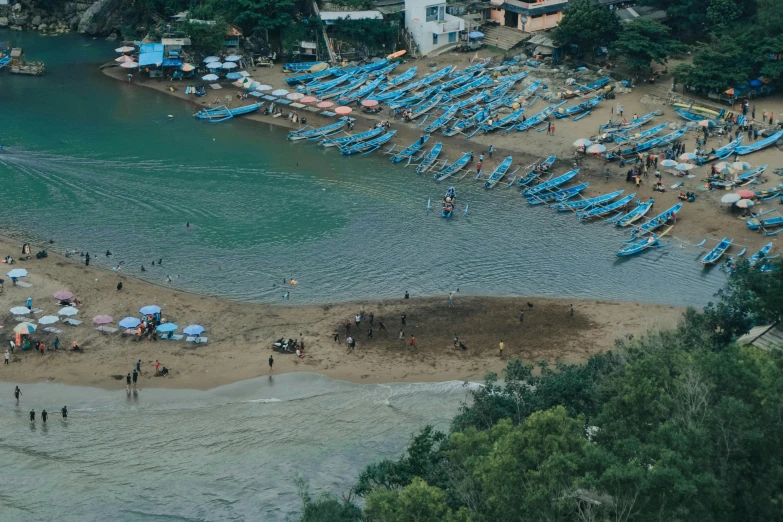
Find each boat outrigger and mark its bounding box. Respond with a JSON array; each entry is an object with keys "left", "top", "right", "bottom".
[{"left": 194, "top": 102, "right": 262, "bottom": 123}]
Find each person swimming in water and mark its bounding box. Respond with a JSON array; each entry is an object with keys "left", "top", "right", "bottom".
[{"left": 29, "top": 409, "right": 35, "bottom": 422}]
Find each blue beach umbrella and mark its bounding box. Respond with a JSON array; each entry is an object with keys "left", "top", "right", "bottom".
[
  {"left": 204, "top": 56, "right": 220, "bottom": 63},
  {"left": 139, "top": 305, "right": 161, "bottom": 315},
  {"left": 183, "top": 324, "right": 205, "bottom": 336},
  {"left": 225, "top": 55, "right": 242, "bottom": 62},
  {"left": 201, "top": 74, "right": 219, "bottom": 81},
  {"left": 156, "top": 323, "right": 178, "bottom": 333},
  {"left": 206, "top": 62, "right": 223, "bottom": 69},
  {"left": 468, "top": 31, "right": 484, "bottom": 39},
  {"left": 226, "top": 72, "right": 243, "bottom": 80},
  {"left": 6, "top": 268, "right": 28, "bottom": 279},
  {"left": 119, "top": 317, "right": 141, "bottom": 329}
]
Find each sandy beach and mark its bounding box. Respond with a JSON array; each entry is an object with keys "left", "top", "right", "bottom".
[
  {"left": 0, "top": 234, "right": 681, "bottom": 390},
  {"left": 103, "top": 53, "right": 783, "bottom": 255}
]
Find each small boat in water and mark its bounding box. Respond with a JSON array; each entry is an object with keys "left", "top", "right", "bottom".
[
  {"left": 576, "top": 193, "right": 636, "bottom": 220},
  {"left": 523, "top": 168, "right": 579, "bottom": 197},
  {"left": 484, "top": 156, "right": 513, "bottom": 188},
  {"left": 194, "top": 102, "right": 262, "bottom": 123},
  {"left": 631, "top": 203, "right": 683, "bottom": 237},
  {"left": 339, "top": 130, "right": 397, "bottom": 155},
  {"left": 749, "top": 242, "right": 774, "bottom": 266},
  {"left": 442, "top": 187, "right": 456, "bottom": 218},
  {"left": 390, "top": 135, "right": 430, "bottom": 163},
  {"left": 518, "top": 154, "right": 556, "bottom": 186},
  {"left": 415, "top": 142, "right": 443, "bottom": 174},
  {"left": 617, "top": 228, "right": 670, "bottom": 257},
  {"left": 702, "top": 237, "right": 733, "bottom": 265},
  {"left": 614, "top": 199, "right": 654, "bottom": 227},
  {"left": 434, "top": 153, "right": 472, "bottom": 181}
]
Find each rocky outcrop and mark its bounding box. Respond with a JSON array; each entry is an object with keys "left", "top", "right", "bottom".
[{"left": 77, "top": 0, "right": 124, "bottom": 35}]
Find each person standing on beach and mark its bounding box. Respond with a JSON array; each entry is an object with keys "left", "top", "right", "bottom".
[
  {"left": 27, "top": 297, "right": 32, "bottom": 309},
  {"left": 404, "top": 291, "right": 409, "bottom": 299},
  {"left": 41, "top": 410, "right": 48, "bottom": 423},
  {"left": 136, "top": 360, "right": 142, "bottom": 374},
  {"left": 155, "top": 360, "right": 160, "bottom": 373},
  {"left": 4, "top": 350, "right": 8, "bottom": 365},
  {"left": 570, "top": 304, "right": 574, "bottom": 318},
  {"left": 15, "top": 386, "right": 22, "bottom": 404},
  {"left": 499, "top": 340, "right": 505, "bottom": 357},
  {"left": 409, "top": 335, "right": 416, "bottom": 349},
  {"left": 401, "top": 313, "right": 406, "bottom": 325},
  {"left": 367, "top": 327, "right": 373, "bottom": 339},
  {"left": 476, "top": 161, "right": 482, "bottom": 177},
  {"left": 448, "top": 292, "right": 454, "bottom": 307},
  {"left": 369, "top": 313, "right": 374, "bottom": 326},
  {"left": 345, "top": 320, "right": 351, "bottom": 334},
  {"left": 453, "top": 333, "right": 459, "bottom": 348},
  {"left": 378, "top": 321, "right": 386, "bottom": 332},
  {"left": 489, "top": 145, "right": 494, "bottom": 158},
  {"left": 85, "top": 252, "right": 90, "bottom": 266},
  {"left": 355, "top": 313, "right": 361, "bottom": 327},
  {"left": 519, "top": 310, "right": 524, "bottom": 324},
  {"left": 268, "top": 355, "right": 274, "bottom": 372},
  {"left": 132, "top": 369, "right": 138, "bottom": 388},
  {"left": 333, "top": 332, "right": 339, "bottom": 343},
  {"left": 399, "top": 330, "right": 404, "bottom": 345}
]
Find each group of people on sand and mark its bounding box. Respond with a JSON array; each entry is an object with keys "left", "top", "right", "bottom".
[
  {"left": 339, "top": 309, "right": 389, "bottom": 351},
  {"left": 137, "top": 313, "right": 163, "bottom": 341}
]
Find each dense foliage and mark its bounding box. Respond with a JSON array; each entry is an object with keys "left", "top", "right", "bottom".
[
  {"left": 611, "top": 19, "right": 684, "bottom": 74},
  {"left": 552, "top": 0, "right": 621, "bottom": 60},
  {"left": 298, "top": 259, "right": 783, "bottom": 521}
]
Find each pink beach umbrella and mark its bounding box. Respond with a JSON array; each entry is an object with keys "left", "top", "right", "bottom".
[
  {"left": 361, "top": 99, "right": 379, "bottom": 107},
  {"left": 115, "top": 46, "right": 134, "bottom": 53},
  {"left": 317, "top": 101, "right": 334, "bottom": 108},
  {"left": 115, "top": 55, "right": 134, "bottom": 63},
  {"left": 287, "top": 92, "right": 304, "bottom": 100},
  {"left": 120, "top": 61, "right": 139, "bottom": 69},
  {"left": 53, "top": 290, "right": 73, "bottom": 301},
  {"left": 335, "top": 106, "right": 353, "bottom": 115},
  {"left": 93, "top": 315, "right": 113, "bottom": 325},
  {"left": 300, "top": 96, "right": 317, "bottom": 103}
]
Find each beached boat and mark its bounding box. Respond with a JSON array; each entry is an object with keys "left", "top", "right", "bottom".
[
  {"left": 434, "top": 153, "right": 472, "bottom": 181},
  {"left": 462, "top": 57, "right": 492, "bottom": 74},
  {"left": 390, "top": 135, "right": 430, "bottom": 163},
  {"left": 297, "top": 73, "right": 354, "bottom": 94},
  {"left": 523, "top": 168, "right": 579, "bottom": 197},
  {"left": 471, "top": 108, "right": 526, "bottom": 136},
  {"left": 601, "top": 111, "right": 658, "bottom": 132},
  {"left": 735, "top": 129, "right": 783, "bottom": 156},
  {"left": 484, "top": 156, "right": 514, "bottom": 188},
  {"left": 449, "top": 76, "right": 493, "bottom": 98},
  {"left": 445, "top": 92, "right": 488, "bottom": 113},
  {"left": 320, "top": 127, "right": 383, "bottom": 148},
  {"left": 288, "top": 119, "right": 349, "bottom": 141},
  {"left": 337, "top": 76, "right": 383, "bottom": 104},
  {"left": 409, "top": 93, "right": 447, "bottom": 120},
  {"left": 379, "top": 67, "right": 417, "bottom": 91},
  {"left": 569, "top": 77, "right": 611, "bottom": 97},
  {"left": 749, "top": 242, "right": 774, "bottom": 266},
  {"left": 613, "top": 123, "right": 667, "bottom": 145},
  {"left": 527, "top": 182, "right": 589, "bottom": 205},
  {"left": 496, "top": 71, "right": 529, "bottom": 85},
  {"left": 339, "top": 130, "right": 397, "bottom": 155},
  {"left": 424, "top": 107, "right": 458, "bottom": 133},
  {"left": 551, "top": 189, "right": 624, "bottom": 212},
  {"left": 369, "top": 62, "right": 399, "bottom": 78},
  {"left": 0, "top": 56, "right": 10, "bottom": 70},
  {"left": 747, "top": 215, "right": 783, "bottom": 232},
  {"left": 319, "top": 75, "right": 368, "bottom": 99},
  {"left": 439, "top": 74, "right": 473, "bottom": 92},
  {"left": 415, "top": 142, "right": 443, "bottom": 174},
  {"left": 513, "top": 103, "right": 566, "bottom": 132},
  {"left": 698, "top": 136, "right": 743, "bottom": 163},
  {"left": 194, "top": 102, "right": 262, "bottom": 123},
  {"left": 444, "top": 109, "right": 493, "bottom": 137},
  {"left": 619, "top": 128, "right": 687, "bottom": 156},
  {"left": 631, "top": 203, "right": 683, "bottom": 237},
  {"left": 387, "top": 85, "right": 442, "bottom": 109},
  {"left": 285, "top": 67, "right": 340, "bottom": 86},
  {"left": 709, "top": 164, "right": 767, "bottom": 189},
  {"left": 702, "top": 237, "right": 733, "bottom": 265},
  {"left": 283, "top": 62, "right": 326, "bottom": 73},
  {"left": 509, "top": 81, "right": 541, "bottom": 105},
  {"left": 674, "top": 108, "right": 712, "bottom": 122},
  {"left": 576, "top": 193, "right": 636, "bottom": 220},
  {"left": 517, "top": 154, "right": 556, "bottom": 186},
  {"left": 617, "top": 229, "right": 670, "bottom": 257},
  {"left": 417, "top": 65, "right": 454, "bottom": 89},
  {"left": 672, "top": 103, "right": 724, "bottom": 122},
  {"left": 614, "top": 199, "right": 654, "bottom": 227},
  {"left": 554, "top": 96, "right": 603, "bottom": 119}
]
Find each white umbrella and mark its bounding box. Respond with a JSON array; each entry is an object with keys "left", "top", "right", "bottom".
[
  {"left": 120, "top": 62, "right": 139, "bottom": 69},
  {"left": 586, "top": 144, "right": 606, "bottom": 153},
  {"left": 256, "top": 85, "right": 273, "bottom": 92},
  {"left": 721, "top": 193, "right": 741, "bottom": 204},
  {"left": 38, "top": 316, "right": 60, "bottom": 325},
  {"left": 115, "top": 46, "right": 134, "bottom": 53},
  {"left": 221, "top": 62, "right": 238, "bottom": 69},
  {"left": 573, "top": 138, "right": 592, "bottom": 147},
  {"left": 201, "top": 74, "right": 219, "bottom": 81},
  {"left": 225, "top": 55, "right": 242, "bottom": 62},
  {"left": 736, "top": 199, "right": 755, "bottom": 209},
  {"left": 272, "top": 89, "right": 289, "bottom": 96},
  {"left": 6, "top": 268, "right": 27, "bottom": 278},
  {"left": 204, "top": 56, "right": 220, "bottom": 63},
  {"left": 660, "top": 159, "right": 678, "bottom": 167},
  {"left": 206, "top": 62, "right": 223, "bottom": 69},
  {"left": 10, "top": 307, "right": 31, "bottom": 316},
  {"left": 58, "top": 306, "right": 79, "bottom": 316},
  {"left": 679, "top": 152, "right": 698, "bottom": 161},
  {"left": 239, "top": 71, "right": 251, "bottom": 77},
  {"left": 675, "top": 163, "right": 695, "bottom": 171},
  {"left": 732, "top": 161, "right": 752, "bottom": 171}
]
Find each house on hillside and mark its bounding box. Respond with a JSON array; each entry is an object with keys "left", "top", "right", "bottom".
[
  {"left": 404, "top": 0, "right": 465, "bottom": 55},
  {"left": 488, "top": 0, "right": 567, "bottom": 32},
  {"left": 225, "top": 25, "right": 243, "bottom": 48}
]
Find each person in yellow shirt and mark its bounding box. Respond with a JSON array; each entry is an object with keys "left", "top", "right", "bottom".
[{"left": 499, "top": 340, "right": 504, "bottom": 357}]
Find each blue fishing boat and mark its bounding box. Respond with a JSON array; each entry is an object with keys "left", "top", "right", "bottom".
[
  {"left": 449, "top": 76, "right": 493, "bottom": 98},
  {"left": 576, "top": 193, "right": 635, "bottom": 220},
  {"left": 735, "top": 129, "right": 783, "bottom": 156},
  {"left": 194, "top": 102, "right": 262, "bottom": 123},
  {"left": 554, "top": 96, "right": 603, "bottom": 119},
  {"left": 674, "top": 108, "right": 715, "bottom": 122},
  {"left": 285, "top": 67, "right": 340, "bottom": 85},
  {"left": 617, "top": 230, "right": 668, "bottom": 257},
  {"left": 283, "top": 62, "right": 326, "bottom": 73},
  {"left": 702, "top": 238, "right": 733, "bottom": 265},
  {"left": 444, "top": 92, "right": 487, "bottom": 113},
  {"left": 484, "top": 156, "right": 514, "bottom": 188},
  {"left": 613, "top": 123, "right": 667, "bottom": 145},
  {"left": 601, "top": 111, "right": 658, "bottom": 132},
  {"left": 496, "top": 71, "right": 528, "bottom": 84},
  {"left": 620, "top": 128, "right": 687, "bottom": 156},
  {"left": 416, "top": 65, "right": 454, "bottom": 89},
  {"left": 379, "top": 67, "right": 417, "bottom": 91},
  {"left": 509, "top": 81, "right": 541, "bottom": 105},
  {"left": 288, "top": 119, "right": 349, "bottom": 141},
  {"left": 462, "top": 57, "right": 492, "bottom": 75},
  {"left": 408, "top": 93, "right": 447, "bottom": 120},
  {"left": 471, "top": 108, "right": 525, "bottom": 137},
  {"left": 614, "top": 199, "right": 654, "bottom": 227},
  {"left": 297, "top": 73, "right": 354, "bottom": 94},
  {"left": 0, "top": 56, "right": 11, "bottom": 69},
  {"left": 571, "top": 77, "right": 610, "bottom": 96},
  {"left": 416, "top": 142, "right": 443, "bottom": 174},
  {"left": 631, "top": 203, "right": 683, "bottom": 236},
  {"left": 391, "top": 135, "right": 430, "bottom": 163},
  {"left": 444, "top": 109, "right": 494, "bottom": 137},
  {"left": 387, "top": 86, "right": 442, "bottom": 110},
  {"left": 320, "top": 126, "right": 384, "bottom": 148},
  {"left": 523, "top": 168, "right": 579, "bottom": 197},
  {"left": 513, "top": 103, "right": 566, "bottom": 131},
  {"left": 369, "top": 62, "right": 399, "bottom": 78},
  {"left": 320, "top": 75, "right": 368, "bottom": 99},
  {"left": 747, "top": 215, "right": 783, "bottom": 232},
  {"left": 551, "top": 189, "right": 624, "bottom": 212},
  {"left": 442, "top": 187, "right": 456, "bottom": 218},
  {"left": 339, "top": 130, "right": 397, "bottom": 155},
  {"left": 435, "top": 153, "right": 472, "bottom": 181},
  {"left": 749, "top": 242, "right": 774, "bottom": 266},
  {"left": 424, "top": 107, "right": 458, "bottom": 133},
  {"left": 527, "top": 182, "right": 589, "bottom": 205},
  {"left": 439, "top": 74, "right": 473, "bottom": 91},
  {"left": 517, "top": 154, "right": 556, "bottom": 186},
  {"left": 338, "top": 76, "right": 384, "bottom": 104}
]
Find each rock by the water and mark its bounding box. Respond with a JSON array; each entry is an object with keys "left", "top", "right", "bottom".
[
  {"left": 31, "top": 14, "right": 41, "bottom": 25},
  {"left": 0, "top": 17, "right": 8, "bottom": 27},
  {"left": 78, "top": 0, "right": 123, "bottom": 35}
]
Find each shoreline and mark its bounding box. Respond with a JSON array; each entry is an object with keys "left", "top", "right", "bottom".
[{"left": 0, "top": 232, "right": 683, "bottom": 390}]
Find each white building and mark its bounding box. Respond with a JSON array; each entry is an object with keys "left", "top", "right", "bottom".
[{"left": 405, "top": 0, "right": 465, "bottom": 56}]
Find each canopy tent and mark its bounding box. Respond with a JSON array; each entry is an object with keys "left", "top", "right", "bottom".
[
  {"left": 161, "top": 58, "right": 183, "bottom": 67},
  {"left": 138, "top": 43, "right": 164, "bottom": 67},
  {"left": 156, "top": 323, "right": 178, "bottom": 333}
]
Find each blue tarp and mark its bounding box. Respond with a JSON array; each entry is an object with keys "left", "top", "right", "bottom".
[
  {"left": 139, "top": 43, "right": 164, "bottom": 54},
  {"left": 162, "top": 58, "right": 183, "bottom": 67},
  {"left": 139, "top": 43, "right": 164, "bottom": 67}
]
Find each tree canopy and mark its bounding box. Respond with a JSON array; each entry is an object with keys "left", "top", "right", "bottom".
[
  {"left": 552, "top": 0, "right": 621, "bottom": 59},
  {"left": 612, "top": 19, "right": 683, "bottom": 73}
]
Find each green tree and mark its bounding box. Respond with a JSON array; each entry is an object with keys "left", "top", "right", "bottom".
[
  {"left": 612, "top": 19, "right": 683, "bottom": 73},
  {"left": 186, "top": 20, "right": 229, "bottom": 54},
  {"left": 707, "top": 0, "right": 742, "bottom": 33},
  {"left": 364, "top": 478, "right": 454, "bottom": 522},
  {"left": 552, "top": 0, "right": 621, "bottom": 60},
  {"left": 673, "top": 40, "right": 752, "bottom": 92},
  {"left": 235, "top": 0, "right": 297, "bottom": 38}
]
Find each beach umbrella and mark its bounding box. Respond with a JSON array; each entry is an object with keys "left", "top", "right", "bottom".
[
  {"left": 698, "top": 120, "right": 715, "bottom": 128},
  {"left": 204, "top": 56, "right": 220, "bottom": 63},
  {"left": 183, "top": 324, "right": 205, "bottom": 336},
  {"left": 335, "top": 106, "right": 353, "bottom": 115},
  {"left": 256, "top": 84, "right": 273, "bottom": 91},
  {"left": 679, "top": 152, "right": 698, "bottom": 161},
  {"left": 714, "top": 164, "right": 735, "bottom": 175},
  {"left": 120, "top": 61, "right": 138, "bottom": 69},
  {"left": 736, "top": 189, "right": 755, "bottom": 199},
  {"left": 115, "top": 46, "right": 134, "bottom": 53},
  {"left": 206, "top": 62, "right": 223, "bottom": 69},
  {"left": 225, "top": 55, "right": 242, "bottom": 62},
  {"left": 732, "top": 161, "right": 752, "bottom": 171},
  {"left": 272, "top": 89, "right": 289, "bottom": 96},
  {"left": 287, "top": 92, "right": 304, "bottom": 100},
  {"left": 119, "top": 317, "right": 141, "bottom": 329},
  {"left": 93, "top": 315, "right": 113, "bottom": 325},
  {"left": 115, "top": 55, "right": 134, "bottom": 63},
  {"left": 573, "top": 138, "right": 592, "bottom": 147},
  {"left": 232, "top": 80, "right": 246, "bottom": 88},
  {"left": 714, "top": 161, "right": 731, "bottom": 170},
  {"left": 468, "top": 31, "right": 485, "bottom": 39},
  {"left": 181, "top": 63, "right": 196, "bottom": 72},
  {"left": 660, "top": 159, "right": 678, "bottom": 167},
  {"left": 239, "top": 71, "right": 250, "bottom": 77},
  {"left": 156, "top": 323, "right": 178, "bottom": 333},
  {"left": 586, "top": 144, "right": 606, "bottom": 153},
  {"left": 38, "top": 316, "right": 59, "bottom": 325},
  {"left": 721, "top": 193, "right": 741, "bottom": 204},
  {"left": 14, "top": 322, "right": 36, "bottom": 334},
  {"left": 222, "top": 62, "right": 238, "bottom": 70},
  {"left": 226, "top": 72, "right": 243, "bottom": 80},
  {"left": 53, "top": 290, "right": 73, "bottom": 300},
  {"left": 301, "top": 96, "right": 317, "bottom": 103},
  {"left": 361, "top": 99, "right": 379, "bottom": 107},
  {"left": 201, "top": 74, "right": 219, "bottom": 81},
  {"left": 6, "top": 268, "right": 28, "bottom": 279},
  {"left": 317, "top": 101, "right": 334, "bottom": 108},
  {"left": 736, "top": 199, "right": 755, "bottom": 209},
  {"left": 58, "top": 306, "right": 79, "bottom": 316},
  {"left": 675, "top": 163, "right": 695, "bottom": 171},
  {"left": 10, "top": 307, "right": 31, "bottom": 316},
  {"left": 139, "top": 305, "right": 161, "bottom": 315}
]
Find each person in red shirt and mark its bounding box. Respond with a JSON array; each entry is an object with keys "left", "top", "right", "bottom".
[
  {"left": 155, "top": 360, "right": 160, "bottom": 373},
  {"left": 409, "top": 335, "right": 416, "bottom": 348}
]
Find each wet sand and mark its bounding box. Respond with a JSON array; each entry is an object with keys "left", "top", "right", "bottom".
[{"left": 0, "top": 234, "right": 681, "bottom": 390}]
